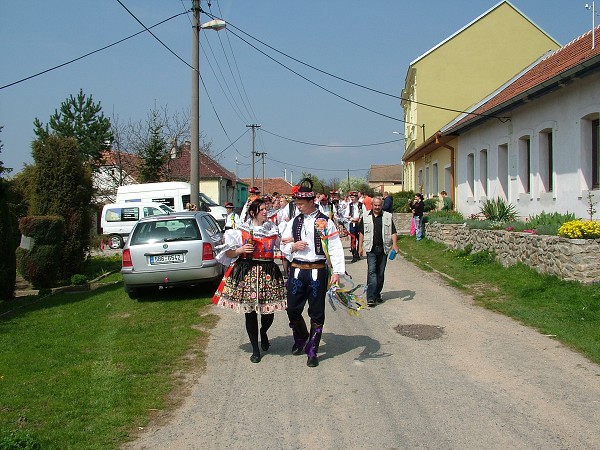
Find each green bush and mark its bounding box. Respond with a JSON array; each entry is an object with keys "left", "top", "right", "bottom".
[
  {"left": 0, "top": 429, "right": 42, "bottom": 450},
  {"left": 423, "top": 197, "right": 439, "bottom": 212},
  {"left": 480, "top": 198, "right": 518, "bottom": 222},
  {"left": 0, "top": 179, "right": 18, "bottom": 300},
  {"left": 392, "top": 191, "right": 415, "bottom": 213},
  {"left": 16, "top": 216, "right": 64, "bottom": 289},
  {"left": 70, "top": 274, "right": 88, "bottom": 285},
  {"left": 427, "top": 210, "right": 465, "bottom": 224}
]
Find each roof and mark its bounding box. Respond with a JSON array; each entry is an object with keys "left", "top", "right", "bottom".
[
  {"left": 167, "top": 142, "right": 236, "bottom": 181},
  {"left": 239, "top": 177, "right": 294, "bottom": 196},
  {"left": 409, "top": 1, "right": 558, "bottom": 67},
  {"left": 444, "top": 26, "right": 600, "bottom": 135},
  {"left": 368, "top": 164, "right": 403, "bottom": 183}
]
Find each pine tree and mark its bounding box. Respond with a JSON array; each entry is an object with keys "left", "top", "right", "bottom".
[
  {"left": 33, "top": 89, "right": 112, "bottom": 169},
  {"left": 138, "top": 111, "right": 167, "bottom": 182}
]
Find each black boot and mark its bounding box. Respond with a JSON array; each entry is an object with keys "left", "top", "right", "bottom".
[
  {"left": 245, "top": 312, "right": 261, "bottom": 363},
  {"left": 289, "top": 318, "right": 309, "bottom": 355},
  {"left": 260, "top": 313, "right": 274, "bottom": 351},
  {"left": 305, "top": 321, "right": 323, "bottom": 367}
]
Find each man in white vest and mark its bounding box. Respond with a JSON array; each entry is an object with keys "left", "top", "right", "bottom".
[{"left": 359, "top": 196, "right": 399, "bottom": 306}]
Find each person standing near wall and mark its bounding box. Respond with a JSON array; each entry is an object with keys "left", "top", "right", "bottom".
[
  {"left": 382, "top": 191, "right": 393, "bottom": 213},
  {"left": 411, "top": 193, "right": 424, "bottom": 241}
]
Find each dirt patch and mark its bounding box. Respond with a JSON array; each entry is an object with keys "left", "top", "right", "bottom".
[{"left": 395, "top": 324, "right": 445, "bottom": 340}]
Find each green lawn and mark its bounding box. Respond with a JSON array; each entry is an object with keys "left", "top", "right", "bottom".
[
  {"left": 398, "top": 235, "right": 600, "bottom": 365},
  {"left": 0, "top": 273, "right": 217, "bottom": 449}
]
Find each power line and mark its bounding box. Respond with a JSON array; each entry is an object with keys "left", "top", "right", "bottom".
[
  {"left": 0, "top": 11, "right": 187, "bottom": 90},
  {"left": 205, "top": 11, "right": 510, "bottom": 122},
  {"left": 266, "top": 155, "right": 368, "bottom": 173},
  {"left": 260, "top": 128, "right": 403, "bottom": 148},
  {"left": 115, "top": 0, "right": 193, "bottom": 71}
]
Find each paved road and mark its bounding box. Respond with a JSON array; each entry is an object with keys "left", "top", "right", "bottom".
[{"left": 125, "top": 244, "right": 600, "bottom": 450}]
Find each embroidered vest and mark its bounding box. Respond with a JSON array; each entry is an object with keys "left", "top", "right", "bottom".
[
  {"left": 239, "top": 229, "right": 276, "bottom": 259},
  {"left": 292, "top": 212, "right": 328, "bottom": 256}
]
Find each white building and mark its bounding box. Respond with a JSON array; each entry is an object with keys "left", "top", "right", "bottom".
[{"left": 443, "top": 27, "right": 600, "bottom": 220}]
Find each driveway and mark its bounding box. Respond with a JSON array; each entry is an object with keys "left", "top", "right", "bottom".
[{"left": 124, "top": 244, "right": 600, "bottom": 449}]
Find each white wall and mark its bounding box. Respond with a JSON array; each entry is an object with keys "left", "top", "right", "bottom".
[{"left": 456, "top": 74, "right": 600, "bottom": 220}]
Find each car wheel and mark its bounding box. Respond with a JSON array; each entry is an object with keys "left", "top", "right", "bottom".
[
  {"left": 108, "top": 234, "right": 124, "bottom": 249},
  {"left": 125, "top": 285, "right": 140, "bottom": 299}
]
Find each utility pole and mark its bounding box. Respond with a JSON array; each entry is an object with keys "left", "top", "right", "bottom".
[
  {"left": 255, "top": 152, "right": 267, "bottom": 193},
  {"left": 190, "top": 0, "right": 200, "bottom": 207},
  {"left": 246, "top": 124, "right": 260, "bottom": 188}
]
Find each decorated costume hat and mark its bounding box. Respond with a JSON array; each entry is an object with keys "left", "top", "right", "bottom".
[
  {"left": 292, "top": 178, "right": 316, "bottom": 199},
  {"left": 224, "top": 202, "right": 234, "bottom": 208},
  {"left": 249, "top": 186, "right": 260, "bottom": 195}
]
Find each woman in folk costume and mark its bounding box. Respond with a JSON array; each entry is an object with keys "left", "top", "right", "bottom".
[{"left": 212, "top": 198, "right": 287, "bottom": 363}]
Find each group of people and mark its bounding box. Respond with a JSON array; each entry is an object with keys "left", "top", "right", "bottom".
[{"left": 212, "top": 181, "right": 400, "bottom": 366}]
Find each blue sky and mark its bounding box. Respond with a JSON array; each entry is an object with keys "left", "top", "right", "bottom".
[{"left": 0, "top": 1, "right": 594, "bottom": 184}]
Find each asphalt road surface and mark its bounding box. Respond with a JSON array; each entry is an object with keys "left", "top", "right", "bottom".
[{"left": 124, "top": 243, "right": 600, "bottom": 450}]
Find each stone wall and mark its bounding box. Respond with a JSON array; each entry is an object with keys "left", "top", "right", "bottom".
[{"left": 425, "top": 223, "right": 600, "bottom": 284}]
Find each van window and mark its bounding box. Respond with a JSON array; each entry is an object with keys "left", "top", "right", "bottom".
[
  {"left": 143, "top": 207, "right": 165, "bottom": 217},
  {"left": 105, "top": 207, "right": 140, "bottom": 222},
  {"left": 152, "top": 197, "right": 175, "bottom": 208}
]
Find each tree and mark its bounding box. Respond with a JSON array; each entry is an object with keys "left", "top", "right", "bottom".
[
  {"left": 33, "top": 89, "right": 112, "bottom": 169},
  {"left": 0, "top": 126, "right": 18, "bottom": 299},
  {"left": 138, "top": 111, "right": 167, "bottom": 182},
  {"left": 31, "top": 135, "right": 93, "bottom": 279}
]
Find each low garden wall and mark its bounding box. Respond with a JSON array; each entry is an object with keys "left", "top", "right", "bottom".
[{"left": 425, "top": 222, "right": 600, "bottom": 284}]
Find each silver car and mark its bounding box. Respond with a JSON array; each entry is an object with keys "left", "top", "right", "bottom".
[{"left": 121, "top": 211, "right": 224, "bottom": 298}]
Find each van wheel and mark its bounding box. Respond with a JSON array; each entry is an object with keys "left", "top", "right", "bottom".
[{"left": 108, "top": 235, "right": 124, "bottom": 249}]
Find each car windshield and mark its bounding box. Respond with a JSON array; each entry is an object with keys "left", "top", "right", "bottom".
[
  {"left": 159, "top": 204, "right": 176, "bottom": 214},
  {"left": 199, "top": 193, "right": 218, "bottom": 206},
  {"left": 130, "top": 218, "right": 200, "bottom": 245}
]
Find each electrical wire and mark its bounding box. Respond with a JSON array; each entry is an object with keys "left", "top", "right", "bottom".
[
  {"left": 116, "top": 0, "right": 193, "bottom": 71},
  {"left": 205, "top": 11, "right": 510, "bottom": 122},
  {"left": 260, "top": 128, "right": 403, "bottom": 148},
  {"left": 266, "top": 155, "right": 368, "bottom": 173},
  {"left": 0, "top": 11, "right": 187, "bottom": 90}
]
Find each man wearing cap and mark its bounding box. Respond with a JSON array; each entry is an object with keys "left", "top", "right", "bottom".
[
  {"left": 345, "top": 191, "right": 363, "bottom": 263},
  {"left": 240, "top": 186, "right": 261, "bottom": 223},
  {"left": 223, "top": 202, "right": 240, "bottom": 230},
  {"left": 281, "top": 181, "right": 345, "bottom": 367}
]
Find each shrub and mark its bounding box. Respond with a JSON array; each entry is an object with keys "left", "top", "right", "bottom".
[
  {"left": 16, "top": 216, "right": 64, "bottom": 289},
  {"left": 392, "top": 191, "right": 415, "bottom": 213},
  {"left": 0, "top": 179, "right": 18, "bottom": 300},
  {"left": 423, "top": 197, "right": 439, "bottom": 212},
  {"left": 479, "top": 198, "right": 517, "bottom": 222},
  {"left": 70, "top": 274, "right": 88, "bottom": 285},
  {"left": 427, "top": 210, "right": 465, "bottom": 224},
  {"left": 0, "top": 429, "right": 42, "bottom": 450},
  {"left": 558, "top": 220, "right": 600, "bottom": 239}
]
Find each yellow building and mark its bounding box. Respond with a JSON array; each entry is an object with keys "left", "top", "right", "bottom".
[{"left": 401, "top": 1, "right": 560, "bottom": 208}]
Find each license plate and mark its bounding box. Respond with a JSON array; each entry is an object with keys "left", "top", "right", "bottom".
[{"left": 150, "top": 253, "right": 184, "bottom": 265}]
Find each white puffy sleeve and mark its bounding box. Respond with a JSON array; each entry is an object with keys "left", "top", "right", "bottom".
[{"left": 215, "top": 229, "right": 242, "bottom": 266}]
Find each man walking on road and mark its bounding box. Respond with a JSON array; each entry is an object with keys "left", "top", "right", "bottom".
[
  {"left": 359, "top": 197, "right": 399, "bottom": 306},
  {"left": 281, "top": 180, "right": 345, "bottom": 367}
]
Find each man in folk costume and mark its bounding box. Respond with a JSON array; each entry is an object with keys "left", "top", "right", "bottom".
[
  {"left": 223, "top": 202, "right": 240, "bottom": 230},
  {"left": 240, "top": 186, "right": 261, "bottom": 223},
  {"left": 345, "top": 191, "right": 363, "bottom": 263},
  {"left": 281, "top": 179, "right": 345, "bottom": 367}
]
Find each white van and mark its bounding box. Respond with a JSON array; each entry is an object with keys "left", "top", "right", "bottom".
[
  {"left": 101, "top": 202, "right": 174, "bottom": 249},
  {"left": 115, "top": 182, "right": 227, "bottom": 226}
]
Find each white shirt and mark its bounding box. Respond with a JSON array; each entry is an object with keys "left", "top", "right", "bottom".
[
  {"left": 281, "top": 210, "right": 345, "bottom": 275},
  {"left": 224, "top": 212, "right": 240, "bottom": 229}
]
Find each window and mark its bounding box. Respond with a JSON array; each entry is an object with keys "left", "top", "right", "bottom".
[
  {"left": 518, "top": 137, "right": 531, "bottom": 193},
  {"left": 467, "top": 153, "right": 475, "bottom": 197},
  {"left": 152, "top": 197, "right": 175, "bottom": 208},
  {"left": 432, "top": 163, "right": 439, "bottom": 194},
  {"left": 105, "top": 207, "right": 139, "bottom": 222},
  {"left": 479, "top": 150, "right": 488, "bottom": 197},
  {"left": 498, "top": 144, "right": 509, "bottom": 199},
  {"left": 425, "top": 166, "right": 430, "bottom": 196},
  {"left": 539, "top": 129, "right": 553, "bottom": 192}
]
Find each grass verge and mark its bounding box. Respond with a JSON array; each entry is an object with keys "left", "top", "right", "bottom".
[
  {"left": 0, "top": 273, "right": 218, "bottom": 449},
  {"left": 398, "top": 236, "right": 600, "bottom": 365}
]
